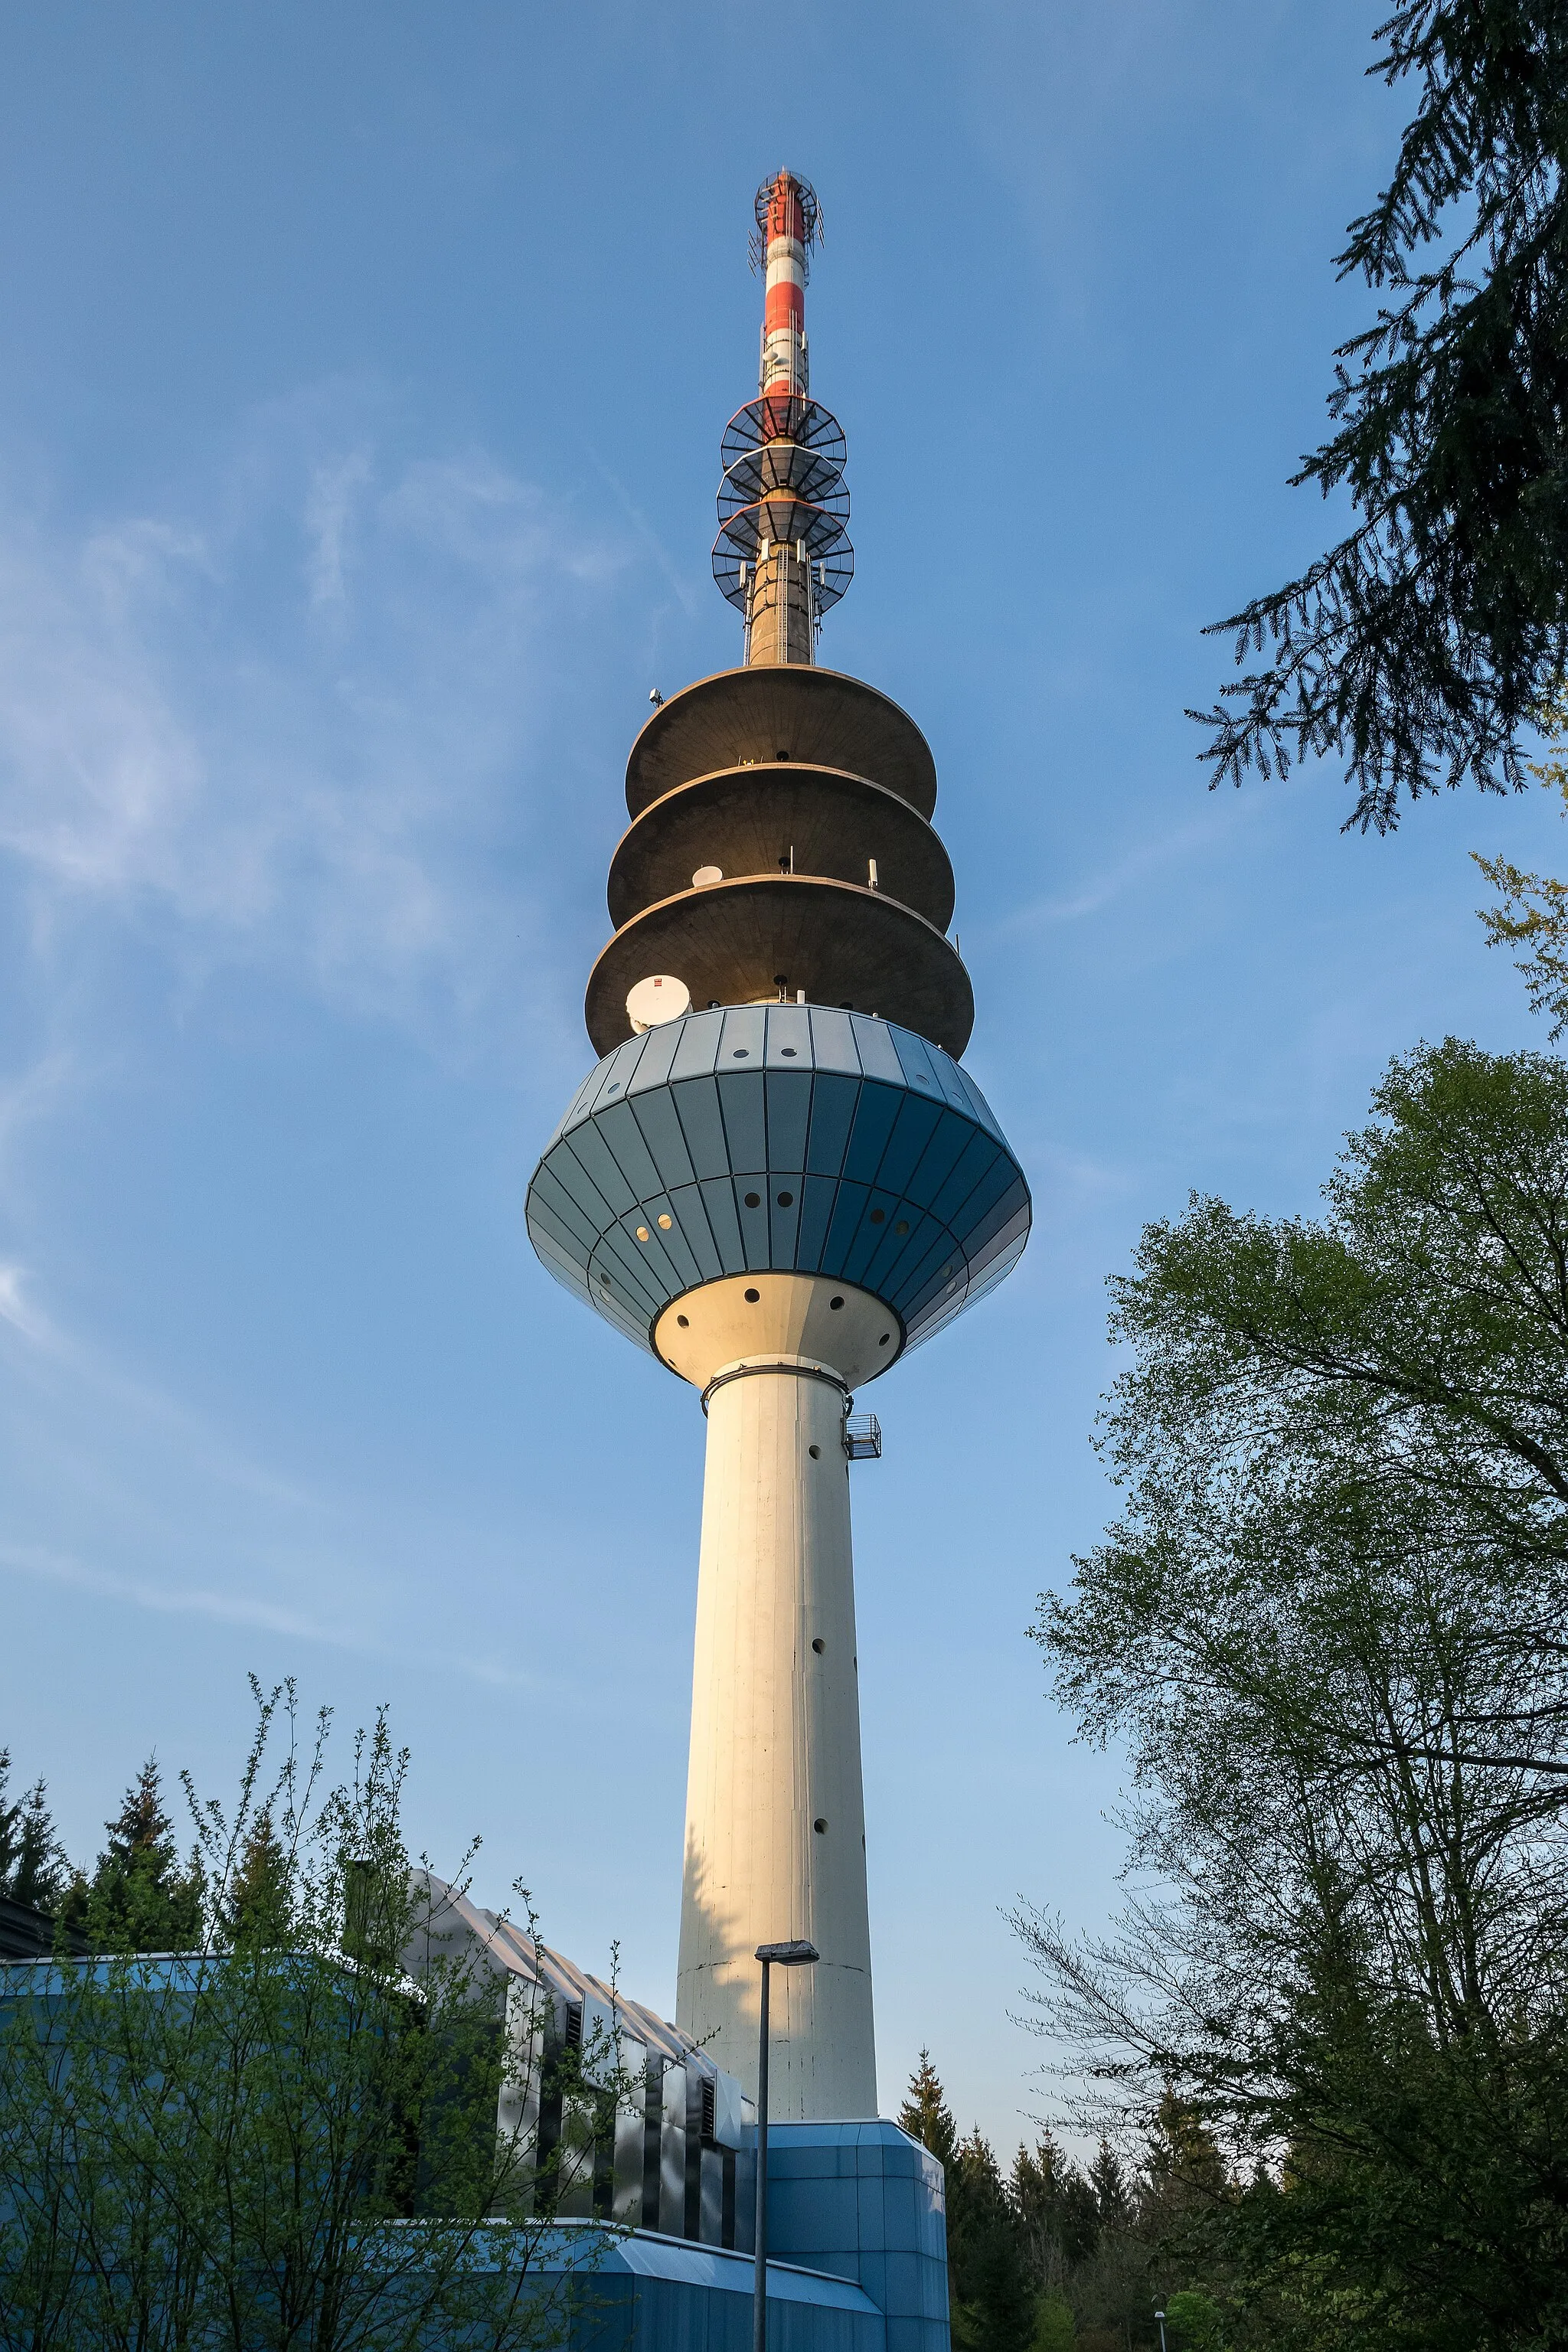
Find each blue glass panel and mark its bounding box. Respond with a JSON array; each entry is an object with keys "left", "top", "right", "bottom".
[
  {"left": 734, "top": 1178, "right": 772, "bottom": 1271},
  {"left": 764, "top": 1002, "right": 812, "bottom": 1063},
  {"left": 959, "top": 1177, "right": 1031, "bottom": 1261},
  {"left": 841, "top": 1194, "right": 901, "bottom": 1286},
  {"left": 557, "top": 1120, "right": 637, "bottom": 1217},
  {"left": 669, "top": 1009, "right": 725, "bottom": 1079},
  {"left": 591, "top": 1236, "right": 661, "bottom": 1320},
  {"left": 650, "top": 1205, "right": 702, "bottom": 1292},
  {"left": 719, "top": 1004, "right": 768, "bottom": 1063},
  {"left": 529, "top": 1226, "right": 593, "bottom": 1304},
  {"left": 528, "top": 1163, "right": 601, "bottom": 1254},
  {"left": 593, "top": 1100, "right": 663, "bottom": 1200},
  {"left": 824, "top": 1180, "right": 871, "bottom": 1269},
  {"left": 764, "top": 1070, "right": 811, "bottom": 1171},
  {"left": 893, "top": 1228, "right": 962, "bottom": 1315},
  {"left": 671, "top": 1076, "right": 730, "bottom": 1181},
  {"left": 697, "top": 1178, "right": 746, "bottom": 1274},
  {"left": 629, "top": 1087, "right": 697, "bottom": 1191},
  {"left": 930, "top": 1133, "right": 1004, "bottom": 1225},
  {"left": 805, "top": 1073, "right": 860, "bottom": 1177},
  {"left": 808, "top": 1007, "right": 861, "bottom": 1073},
  {"left": 548, "top": 1132, "right": 622, "bottom": 1227},
  {"left": 769, "top": 1178, "right": 803, "bottom": 1267},
  {"left": 849, "top": 1014, "right": 905, "bottom": 1084},
  {"left": 873, "top": 1093, "right": 944, "bottom": 1195},
  {"left": 946, "top": 1056, "right": 1004, "bottom": 1140},
  {"left": 863, "top": 1207, "right": 945, "bottom": 1297},
  {"left": 841, "top": 1083, "right": 903, "bottom": 1187},
  {"left": 887, "top": 1025, "right": 942, "bottom": 1093},
  {"left": 588, "top": 1032, "right": 649, "bottom": 1116},
  {"left": 526, "top": 1204, "right": 593, "bottom": 1288},
  {"left": 926, "top": 1044, "right": 971, "bottom": 1117},
  {"left": 668, "top": 1183, "right": 724, "bottom": 1282},
  {"left": 794, "top": 1174, "right": 839, "bottom": 1271},
  {"left": 552, "top": 1061, "right": 607, "bottom": 1145},
  {"left": 717, "top": 1069, "right": 767, "bottom": 1173},
  {"left": 620, "top": 1211, "right": 682, "bottom": 1292},
  {"left": 627, "top": 1018, "right": 683, "bottom": 1093},
  {"left": 900, "top": 1112, "right": 972, "bottom": 1208}
]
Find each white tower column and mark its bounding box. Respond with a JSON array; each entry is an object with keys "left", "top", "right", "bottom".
[{"left": 675, "top": 1361, "right": 876, "bottom": 2120}]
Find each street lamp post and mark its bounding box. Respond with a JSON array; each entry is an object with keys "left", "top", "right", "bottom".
[
  {"left": 1155, "top": 2308, "right": 1169, "bottom": 2352},
  {"left": 753, "top": 1939, "right": 819, "bottom": 2352}
]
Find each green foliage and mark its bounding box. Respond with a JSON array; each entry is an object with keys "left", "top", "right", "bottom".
[
  {"left": 0, "top": 1681, "right": 618, "bottom": 2350},
  {"left": 898, "top": 2047, "right": 959, "bottom": 2172},
  {"left": 1475, "top": 691, "right": 1568, "bottom": 1031},
  {"left": 0, "top": 1753, "right": 67, "bottom": 1915},
  {"left": 1164, "top": 2290, "right": 1223, "bottom": 2350},
  {"left": 1021, "top": 1040, "right": 1568, "bottom": 2350},
  {"left": 1192, "top": 4, "right": 1568, "bottom": 828},
  {"left": 61, "top": 1756, "right": 205, "bottom": 1955}
]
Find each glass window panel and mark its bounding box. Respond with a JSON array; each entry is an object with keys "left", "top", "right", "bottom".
[
  {"left": 648, "top": 1200, "right": 703, "bottom": 1292},
  {"left": 547, "top": 1135, "right": 621, "bottom": 1227},
  {"left": 590, "top": 1033, "right": 651, "bottom": 1116},
  {"left": 670, "top": 1010, "right": 725, "bottom": 1080},
  {"left": 717, "top": 1070, "right": 767, "bottom": 1174},
  {"left": 671, "top": 1076, "right": 731, "bottom": 1181},
  {"left": 931, "top": 1135, "right": 1005, "bottom": 1227},
  {"left": 559, "top": 1121, "right": 637, "bottom": 1217},
  {"left": 805, "top": 1073, "right": 859, "bottom": 1177},
  {"left": 669, "top": 1184, "right": 724, "bottom": 1282},
  {"left": 808, "top": 1006, "right": 861, "bottom": 1073},
  {"left": 764, "top": 1003, "right": 813, "bottom": 1064},
  {"left": 719, "top": 1005, "right": 768, "bottom": 1063},
  {"left": 630, "top": 1088, "right": 697, "bottom": 1191},
  {"left": 848, "top": 1014, "right": 904, "bottom": 1084},
  {"left": 841, "top": 1083, "right": 903, "bottom": 1186},
  {"left": 527, "top": 1211, "right": 594, "bottom": 1298},
  {"left": 899, "top": 1112, "right": 971, "bottom": 1208},
  {"left": 768, "top": 1184, "right": 803, "bottom": 1269},
  {"left": 527, "top": 1165, "right": 601, "bottom": 1253},
  {"left": 595, "top": 1100, "right": 664, "bottom": 1201},
  {"left": 697, "top": 1178, "right": 746, "bottom": 1275},
  {"left": 874, "top": 1093, "right": 944, "bottom": 1196},
  {"left": 822, "top": 1180, "right": 871, "bottom": 1272},
  {"left": 628, "top": 1018, "right": 684, "bottom": 1094},
  {"left": 793, "top": 1175, "right": 839, "bottom": 1272},
  {"left": 888, "top": 1025, "right": 941, "bottom": 1093},
  {"left": 763, "top": 1071, "right": 811, "bottom": 1172},
  {"left": 735, "top": 1180, "right": 773, "bottom": 1272}
]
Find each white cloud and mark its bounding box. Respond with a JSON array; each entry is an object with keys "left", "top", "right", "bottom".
[{"left": 0, "top": 394, "right": 632, "bottom": 1034}]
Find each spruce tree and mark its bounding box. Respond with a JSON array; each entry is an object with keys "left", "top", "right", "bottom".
[
  {"left": 1193, "top": 3, "right": 1568, "bottom": 828},
  {"left": 77, "top": 1757, "right": 204, "bottom": 1953},
  {"left": 219, "top": 1809, "right": 293, "bottom": 1948},
  {"left": 0, "top": 1751, "right": 67, "bottom": 1914},
  {"left": 897, "top": 2047, "right": 959, "bottom": 2171}
]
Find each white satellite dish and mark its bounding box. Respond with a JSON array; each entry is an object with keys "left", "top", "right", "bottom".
[
  {"left": 627, "top": 975, "right": 692, "bottom": 1033},
  {"left": 691, "top": 865, "right": 724, "bottom": 888}
]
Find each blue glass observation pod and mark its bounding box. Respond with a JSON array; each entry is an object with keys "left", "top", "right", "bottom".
[{"left": 526, "top": 1001, "right": 1031, "bottom": 1378}]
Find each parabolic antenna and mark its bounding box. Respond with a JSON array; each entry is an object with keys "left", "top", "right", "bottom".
[{"left": 627, "top": 973, "right": 692, "bottom": 1032}]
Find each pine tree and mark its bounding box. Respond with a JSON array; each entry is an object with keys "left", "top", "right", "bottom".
[
  {"left": 0, "top": 1749, "right": 67, "bottom": 1913},
  {"left": 75, "top": 1756, "right": 204, "bottom": 1954},
  {"left": 898, "top": 2048, "right": 959, "bottom": 2171}
]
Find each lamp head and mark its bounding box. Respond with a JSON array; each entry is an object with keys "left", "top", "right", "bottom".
[{"left": 755, "top": 1939, "right": 819, "bottom": 1966}]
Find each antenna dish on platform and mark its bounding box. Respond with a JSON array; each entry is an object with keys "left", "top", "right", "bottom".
[{"left": 627, "top": 974, "right": 691, "bottom": 1033}]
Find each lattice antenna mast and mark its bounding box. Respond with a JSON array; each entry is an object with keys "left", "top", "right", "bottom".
[{"left": 712, "top": 170, "right": 853, "bottom": 665}]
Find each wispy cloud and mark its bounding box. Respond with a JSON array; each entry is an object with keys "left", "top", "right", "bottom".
[{"left": 0, "top": 390, "right": 633, "bottom": 1038}]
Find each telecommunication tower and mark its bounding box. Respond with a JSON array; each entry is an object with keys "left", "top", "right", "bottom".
[{"left": 528, "top": 172, "right": 1030, "bottom": 2122}]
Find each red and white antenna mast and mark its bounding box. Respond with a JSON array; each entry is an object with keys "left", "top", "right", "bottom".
[{"left": 713, "top": 171, "right": 853, "bottom": 666}]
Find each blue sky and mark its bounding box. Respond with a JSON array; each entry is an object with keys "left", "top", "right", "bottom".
[{"left": 0, "top": 0, "right": 1558, "bottom": 2154}]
